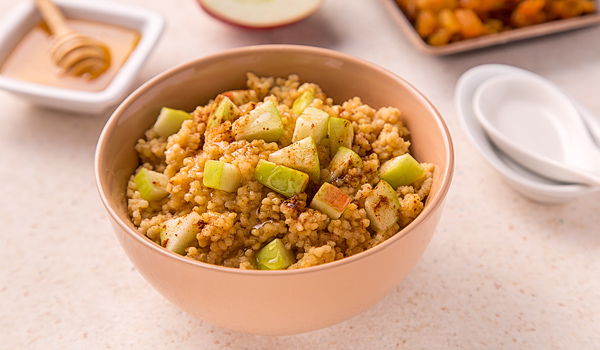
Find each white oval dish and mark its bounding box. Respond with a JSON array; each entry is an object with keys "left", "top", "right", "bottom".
[
  {"left": 455, "top": 64, "right": 600, "bottom": 203},
  {"left": 472, "top": 72, "right": 600, "bottom": 187}
]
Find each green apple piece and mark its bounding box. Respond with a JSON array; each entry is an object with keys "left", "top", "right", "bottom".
[
  {"left": 203, "top": 160, "right": 242, "bottom": 192},
  {"left": 327, "top": 146, "right": 363, "bottom": 182},
  {"left": 221, "top": 89, "right": 259, "bottom": 105},
  {"left": 309, "top": 182, "right": 352, "bottom": 219},
  {"left": 159, "top": 212, "right": 201, "bottom": 255},
  {"left": 379, "top": 153, "right": 426, "bottom": 189},
  {"left": 268, "top": 136, "right": 320, "bottom": 182},
  {"left": 292, "top": 106, "right": 330, "bottom": 143},
  {"left": 232, "top": 100, "right": 283, "bottom": 143},
  {"left": 365, "top": 180, "right": 401, "bottom": 233},
  {"left": 328, "top": 117, "right": 354, "bottom": 157},
  {"left": 207, "top": 95, "right": 241, "bottom": 130},
  {"left": 256, "top": 238, "right": 295, "bottom": 270},
  {"left": 134, "top": 167, "right": 169, "bottom": 201},
  {"left": 254, "top": 159, "right": 309, "bottom": 198},
  {"left": 291, "top": 87, "right": 315, "bottom": 114},
  {"left": 152, "top": 107, "right": 193, "bottom": 138}
]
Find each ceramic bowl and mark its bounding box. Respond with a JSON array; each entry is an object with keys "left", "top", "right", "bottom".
[
  {"left": 0, "top": 0, "right": 165, "bottom": 115},
  {"left": 95, "top": 44, "right": 454, "bottom": 335}
]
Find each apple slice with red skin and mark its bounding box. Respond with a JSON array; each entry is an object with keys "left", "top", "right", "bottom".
[
  {"left": 197, "top": 0, "right": 325, "bottom": 29},
  {"left": 309, "top": 182, "right": 351, "bottom": 219},
  {"left": 221, "top": 90, "right": 259, "bottom": 106}
]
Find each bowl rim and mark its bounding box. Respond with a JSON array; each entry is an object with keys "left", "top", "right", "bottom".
[
  {"left": 95, "top": 44, "right": 454, "bottom": 276},
  {"left": 0, "top": 0, "right": 165, "bottom": 109}
]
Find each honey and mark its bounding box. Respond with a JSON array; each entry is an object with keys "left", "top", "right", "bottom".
[{"left": 0, "top": 19, "right": 140, "bottom": 92}]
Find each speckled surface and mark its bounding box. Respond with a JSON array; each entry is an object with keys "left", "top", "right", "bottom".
[{"left": 1, "top": 0, "right": 599, "bottom": 348}]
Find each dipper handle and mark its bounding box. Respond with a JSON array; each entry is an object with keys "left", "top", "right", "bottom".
[{"left": 34, "top": 0, "right": 71, "bottom": 36}]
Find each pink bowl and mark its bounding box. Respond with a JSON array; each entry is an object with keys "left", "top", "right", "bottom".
[{"left": 94, "top": 44, "right": 454, "bottom": 335}]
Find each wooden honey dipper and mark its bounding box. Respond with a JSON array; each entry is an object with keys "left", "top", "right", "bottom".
[{"left": 34, "top": 0, "right": 111, "bottom": 79}]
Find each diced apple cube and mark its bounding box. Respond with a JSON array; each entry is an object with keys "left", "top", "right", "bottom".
[
  {"left": 160, "top": 212, "right": 201, "bottom": 255},
  {"left": 379, "top": 153, "right": 426, "bottom": 189},
  {"left": 152, "top": 107, "right": 193, "bottom": 138},
  {"left": 256, "top": 238, "right": 295, "bottom": 270},
  {"left": 268, "top": 136, "right": 320, "bottom": 182},
  {"left": 134, "top": 167, "right": 169, "bottom": 201},
  {"left": 292, "top": 106, "right": 329, "bottom": 143},
  {"left": 328, "top": 117, "right": 354, "bottom": 157},
  {"left": 309, "top": 182, "right": 352, "bottom": 219},
  {"left": 365, "top": 180, "right": 401, "bottom": 233},
  {"left": 232, "top": 100, "right": 283, "bottom": 143},
  {"left": 254, "top": 159, "right": 309, "bottom": 198},
  {"left": 207, "top": 95, "right": 241, "bottom": 130},
  {"left": 203, "top": 160, "right": 242, "bottom": 192},
  {"left": 327, "top": 146, "right": 363, "bottom": 181},
  {"left": 291, "top": 87, "right": 315, "bottom": 114}
]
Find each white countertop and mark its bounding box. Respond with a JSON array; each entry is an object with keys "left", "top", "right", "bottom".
[{"left": 1, "top": 0, "right": 599, "bottom": 348}]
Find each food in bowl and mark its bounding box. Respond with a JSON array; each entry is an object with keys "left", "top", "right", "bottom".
[
  {"left": 395, "top": 0, "right": 597, "bottom": 46},
  {"left": 127, "top": 73, "right": 435, "bottom": 270}
]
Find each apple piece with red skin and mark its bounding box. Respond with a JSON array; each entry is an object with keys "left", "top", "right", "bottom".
[
  {"left": 309, "top": 182, "right": 352, "bottom": 219},
  {"left": 221, "top": 89, "right": 259, "bottom": 106},
  {"left": 196, "top": 0, "right": 324, "bottom": 29}
]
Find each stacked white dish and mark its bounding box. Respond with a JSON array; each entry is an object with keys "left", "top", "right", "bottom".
[{"left": 455, "top": 64, "right": 600, "bottom": 203}]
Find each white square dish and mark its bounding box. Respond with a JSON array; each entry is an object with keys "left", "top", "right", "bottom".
[{"left": 0, "top": 0, "right": 165, "bottom": 115}]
